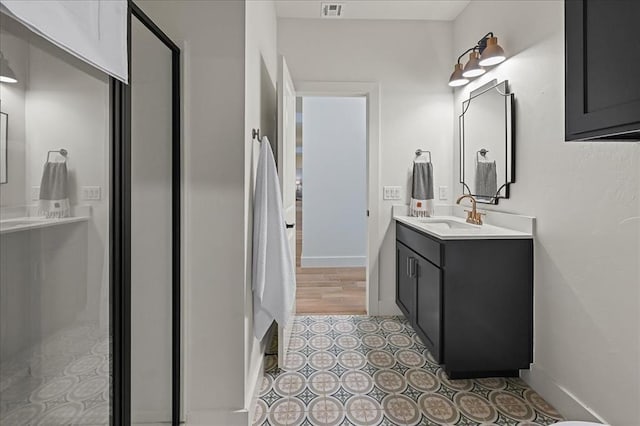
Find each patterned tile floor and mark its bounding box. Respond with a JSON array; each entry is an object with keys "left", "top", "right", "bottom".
[
  {"left": 0, "top": 323, "right": 110, "bottom": 425},
  {"left": 255, "top": 315, "right": 564, "bottom": 426}
]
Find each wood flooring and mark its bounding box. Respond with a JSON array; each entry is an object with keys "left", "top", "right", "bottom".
[{"left": 295, "top": 201, "right": 366, "bottom": 315}]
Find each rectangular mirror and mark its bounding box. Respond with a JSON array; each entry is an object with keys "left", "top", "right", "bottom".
[
  {"left": 459, "top": 79, "right": 515, "bottom": 204},
  {"left": 0, "top": 112, "right": 6, "bottom": 184}
]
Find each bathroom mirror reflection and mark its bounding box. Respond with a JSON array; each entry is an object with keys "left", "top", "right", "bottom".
[
  {"left": 0, "top": 112, "right": 6, "bottom": 184},
  {"left": 460, "top": 79, "right": 515, "bottom": 204}
]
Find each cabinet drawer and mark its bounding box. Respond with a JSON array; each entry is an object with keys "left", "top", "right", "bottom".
[{"left": 396, "top": 223, "right": 441, "bottom": 267}]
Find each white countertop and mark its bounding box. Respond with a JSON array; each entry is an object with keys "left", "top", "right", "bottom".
[
  {"left": 0, "top": 216, "right": 90, "bottom": 235},
  {"left": 394, "top": 214, "right": 533, "bottom": 240},
  {"left": 0, "top": 205, "right": 92, "bottom": 235}
]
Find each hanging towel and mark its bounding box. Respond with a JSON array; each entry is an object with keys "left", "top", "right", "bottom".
[
  {"left": 39, "top": 161, "right": 70, "bottom": 218},
  {"left": 410, "top": 161, "right": 434, "bottom": 217},
  {"left": 253, "top": 137, "right": 296, "bottom": 341},
  {"left": 475, "top": 161, "right": 497, "bottom": 198}
]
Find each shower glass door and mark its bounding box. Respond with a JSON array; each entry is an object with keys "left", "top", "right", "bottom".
[
  {"left": 0, "top": 12, "right": 112, "bottom": 425},
  {"left": 129, "top": 5, "right": 180, "bottom": 425}
]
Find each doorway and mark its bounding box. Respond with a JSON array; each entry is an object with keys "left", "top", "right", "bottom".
[{"left": 295, "top": 96, "right": 367, "bottom": 315}]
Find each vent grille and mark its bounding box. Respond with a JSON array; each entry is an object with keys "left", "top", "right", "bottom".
[{"left": 321, "top": 3, "right": 344, "bottom": 18}]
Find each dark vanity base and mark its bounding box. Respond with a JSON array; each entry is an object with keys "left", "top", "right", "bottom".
[
  {"left": 446, "top": 369, "right": 520, "bottom": 380},
  {"left": 396, "top": 222, "right": 533, "bottom": 380}
]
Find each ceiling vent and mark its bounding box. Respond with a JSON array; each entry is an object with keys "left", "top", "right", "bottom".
[{"left": 321, "top": 3, "right": 344, "bottom": 18}]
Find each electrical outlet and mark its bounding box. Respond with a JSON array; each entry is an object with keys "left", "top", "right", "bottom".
[
  {"left": 82, "top": 186, "right": 102, "bottom": 201},
  {"left": 31, "top": 186, "right": 40, "bottom": 201},
  {"left": 439, "top": 186, "right": 449, "bottom": 200},
  {"left": 383, "top": 186, "right": 402, "bottom": 200}
]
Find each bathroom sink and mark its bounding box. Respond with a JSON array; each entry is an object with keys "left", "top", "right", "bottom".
[{"left": 416, "top": 219, "right": 480, "bottom": 230}]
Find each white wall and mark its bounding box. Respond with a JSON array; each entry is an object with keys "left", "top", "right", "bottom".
[
  {"left": 452, "top": 2, "right": 640, "bottom": 424},
  {"left": 0, "top": 17, "right": 28, "bottom": 208},
  {"left": 136, "top": 1, "right": 278, "bottom": 425},
  {"left": 301, "top": 96, "right": 367, "bottom": 267},
  {"left": 278, "top": 18, "right": 453, "bottom": 314},
  {"left": 244, "top": 0, "right": 278, "bottom": 419}
]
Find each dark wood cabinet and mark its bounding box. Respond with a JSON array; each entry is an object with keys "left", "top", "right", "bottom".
[
  {"left": 565, "top": 0, "right": 640, "bottom": 140},
  {"left": 396, "top": 241, "right": 442, "bottom": 362},
  {"left": 415, "top": 256, "right": 441, "bottom": 362},
  {"left": 396, "top": 243, "right": 416, "bottom": 323},
  {"left": 396, "top": 222, "right": 533, "bottom": 379}
]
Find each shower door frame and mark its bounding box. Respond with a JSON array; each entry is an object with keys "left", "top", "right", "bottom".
[{"left": 111, "top": 2, "right": 181, "bottom": 425}]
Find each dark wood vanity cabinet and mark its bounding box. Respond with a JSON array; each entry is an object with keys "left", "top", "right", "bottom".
[
  {"left": 397, "top": 242, "right": 442, "bottom": 360},
  {"left": 565, "top": 0, "right": 640, "bottom": 140},
  {"left": 396, "top": 222, "right": 533, "bottom": 379}
]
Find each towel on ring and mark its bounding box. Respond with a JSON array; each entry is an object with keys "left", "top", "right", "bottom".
[
  {"left": 410, "top": 161, "right": 434, "bottom": 217},
  {"left": 39, "top": 161, "right": 70, "bottom": 218},
  {"left": 252, "top": 137, "right": 296, "bottom": 341}
]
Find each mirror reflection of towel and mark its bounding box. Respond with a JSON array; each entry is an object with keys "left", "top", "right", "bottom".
[
  {"left": 475, "top": 161, "right": 497, "bottom": 198},
  {"left": 410, "top": 162, "right": 433, "bottom": 217}
]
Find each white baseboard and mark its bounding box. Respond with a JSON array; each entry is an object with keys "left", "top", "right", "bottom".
[
  {"left": 132, "top": 410, "right": 171, "bottom": 424},
  {"left": 301, "top": 255, "right": 366, "bottom": 268},
  {"left": 521, "top": 364, "right": 609, "bottom": 424},
  {"left": 376, "top": 299, "right": 402, "bottom": 316},
  {"left": 246, "top": 352, "right": 265, "bottom": 426},
  {"left": 186, "top": 409, "right": 249, "bottom": 426}
]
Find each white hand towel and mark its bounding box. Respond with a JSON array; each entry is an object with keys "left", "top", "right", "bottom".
[
  {"left": 410, "top": 161, "right": 434, "bottom": 217},
  {"left": 252, "top": 137, "right": 296, "bottom": 341}
]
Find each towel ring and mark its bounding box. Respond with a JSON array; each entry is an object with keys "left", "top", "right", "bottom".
[
  {"left": 476, "top": 149, "right": 489, "bottom": 162},
  {"left": 46, "top": 149, "right": 68, "bottom": 163},
  {"left": 415, "top": 149, "right": 432, "bottom": 163}
]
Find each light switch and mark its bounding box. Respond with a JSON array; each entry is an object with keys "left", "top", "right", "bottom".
[
  {"left": 31, "top": 186, "right": 40, "bottom": 201},
  {"left": 439, "top": 186, "right": 449, "bottom": 200},
  {"left": 82, "top": 186, "right": 102, "bottom": 201},
  {"left": 383, "top": 186, "right": 402, "bottom": 200}
]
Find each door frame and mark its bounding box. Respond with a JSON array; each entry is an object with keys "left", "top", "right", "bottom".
[
  {"left": 294, "top": 82, "right": 381, "bottom": 315},
  {"left": 111, "top": 2, "right": 181, "bottom": 425}
]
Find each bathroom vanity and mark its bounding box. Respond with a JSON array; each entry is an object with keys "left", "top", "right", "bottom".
[{"left": 395, "top": 213, "right": 533, "bottom": 379}]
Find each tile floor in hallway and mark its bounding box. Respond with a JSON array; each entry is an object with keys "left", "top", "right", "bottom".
[{"left": 255, "top": 315, "right": 564, "bottom": 426}]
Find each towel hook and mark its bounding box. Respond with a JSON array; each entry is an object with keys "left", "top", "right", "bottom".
[
  {"left": 46, "top": 148, "right": 68, "bottom": 163},
  {"left": 415, "top": 149, "right": 432, "bottom": 163},
  {"left": 252, "top": 128, "right": 261, "bottom": 141}
]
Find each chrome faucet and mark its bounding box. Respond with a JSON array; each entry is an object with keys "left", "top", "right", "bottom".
[{"left": 456, "top": 194, "right": 485, "bottom": 225}]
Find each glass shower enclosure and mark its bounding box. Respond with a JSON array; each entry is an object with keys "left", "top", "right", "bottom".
[{"left": 0, "top": 3, "right": 180, "bottom": 425}]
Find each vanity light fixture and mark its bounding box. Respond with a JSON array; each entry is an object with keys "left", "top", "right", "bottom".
[
  {"left": 448, "top": 32, "right": 506, "bottom": 87},
  {"left": 0, "top": 51, "right": 18, "bottom": 84},
  {"left": 448, "top": 63, "right": 469, "bottom": 87},
  {"left": 478, "top": 36, "right": 506, "bottom": 66},
  {"left": 462, "top": 50, "right": 486, "bottom": 78}
]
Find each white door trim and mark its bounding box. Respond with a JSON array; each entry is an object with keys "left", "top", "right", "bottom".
[{"left": 295, "top": 81, "right": 381, "bottom": 316}]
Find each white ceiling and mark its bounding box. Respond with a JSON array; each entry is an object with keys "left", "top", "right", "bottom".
[{"left": 275, "top": 0, "right": 471, "bottom": 21}]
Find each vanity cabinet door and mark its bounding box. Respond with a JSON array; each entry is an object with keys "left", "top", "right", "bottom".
[
  {"left": 565, "top": 0, "right": 640, "bottom": 140},
  {"left": 396, "top": 243, "right": 416, "bottom": 323},
  {"left": 415, "top": 256, "right": 441, "bottom": 362}
]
